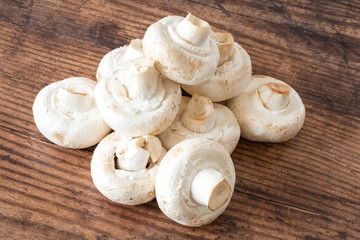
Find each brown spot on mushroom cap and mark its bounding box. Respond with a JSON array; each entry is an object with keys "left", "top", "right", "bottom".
[
  {"left": 53, "top": 132, "right": 64, "bottom": 143},
  {"left": 172, "top": 147, "right": 184, "bottom": 157},
  {"left": 216, "top": 79, "right": 229, "bottom": 91}
]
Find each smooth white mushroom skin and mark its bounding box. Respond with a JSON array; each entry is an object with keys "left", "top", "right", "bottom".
[
  {"left": 157, "top": 95, "right": 240, "bottom": 154},
  {"left": 143, "top": 13, "right": 220, "bottom": 85},
  {"left": 95, "top": 57, "right": 181, "bottom": 137},
  {"left": 191, "top": 168, "right": 231, "bottom": 211},
  {"left": 226, "top": 75, "right": 306, "bottom": 142},
  {"left": 181, "top": 32, "right": 252, "bottom": 102},
  {"left": 32, "top": 77, "right": 111, "bottom": 149},
  {"left": 96, "top": 39, "right": 145, "bottom": 81},
  {"left": 155, "top": 138, "right": 235, "bottom": 227},
  {"left": 91, "top": 132, "right": 166, "bottom": 205}
]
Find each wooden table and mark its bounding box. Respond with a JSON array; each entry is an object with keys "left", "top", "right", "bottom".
[{"left": 1, "top": 1, "right": 359, "bottom": 239}]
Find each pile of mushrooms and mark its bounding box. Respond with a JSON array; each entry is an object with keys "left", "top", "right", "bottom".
[{"left": 32, "top": 13, "right": 305, "bottom": 227}]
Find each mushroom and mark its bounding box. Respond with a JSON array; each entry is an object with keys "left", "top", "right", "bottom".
[
  {"left": 142, "top": 13, "right": 220, "bottom": 85},
  {"left": 95, "top": 57, "right": 181, "bottom": 137},
  {"left": 96, "top": 39, "right": 145, "bottom": 81},
  {"left": 32, "top": 77, "right": 111, "bottom": 148},
  {"left": 155, "top": 138, "right": 235, "bottom": 227},
  {"left": 91, "top": 132, "right": 166, "bottom": 205},
  {"left": 157, "top": 94, "right": 240, "bottom": 153},
  {"left": 226, "top": 75, "right": 306, "bottom": 142},
  {"left": 181, "top": 32, "right": 252, "bottom": 102}
]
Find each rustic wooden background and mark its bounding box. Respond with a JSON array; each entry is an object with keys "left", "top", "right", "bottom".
[{"left": 1, "top": 0, "right": 359, "bottom": 239}]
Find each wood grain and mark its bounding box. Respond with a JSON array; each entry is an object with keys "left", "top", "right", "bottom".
[{"left": 0, "top": 0, "right": 359, "bottom": 239}]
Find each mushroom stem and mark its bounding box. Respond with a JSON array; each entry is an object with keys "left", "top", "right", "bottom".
[
  {"left": 55, "top": 87, "right": 91, "bottom": 113},
  {"left": 211, "top": 32, "right": 234, "bottom": 66},
  {"left": 115, "top": 136, "right": 163, "bottom": 171},
  {"left": 257, "top": 82, "right": 291, "bottom": 111},
  {"left": 181, "top": 94, "right": 216, "bottom": 133},
  {"left": 116, "top": 137, "right": 149, "bottom": 171},
  {"left": 126, "top": 58, "right": 162, "bottom": 101},
  {"left": 176, "top": 13, "right": 211, "bottom": 46},
  {"left": 123, "top": 39, "right": 145, "bottom": 62},
  {"left": 191, "top": 168, "right": 231, "bottom": 211}
]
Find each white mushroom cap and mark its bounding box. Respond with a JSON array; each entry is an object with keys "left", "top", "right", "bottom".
[
  {"left": 143, "top": 13, "right": 220, "bottom": 85},
  {"left": 32, "top": 77, "right": 111, "bottom": 149},
  {"left": 157, "top": 94, "right": 240, "bottom": 153},
  {"left": 181, "top": 32, "right": 252, "bottom": 102},
  {"left": 91, "top": 132, "right": 166, "bottom": 205},
  {"left": 226, "top": 75, "right": 306, "bottom": 142},
  {"left": 155, "top": 138, "right": 235, "bottom": 227},
  {"left": 95, "top": 57, "right": 181, "bottom": 137},
  {"left": 96, "top": 39, "right": 145, "bottom": 81}
]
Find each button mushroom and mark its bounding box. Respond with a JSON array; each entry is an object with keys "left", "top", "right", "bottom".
[
  {"left": 32, "top": 77, "right": 111, "bottom": 148},
  {"left": 226, "top": 75, "right": 306, "bottom": 142},
  {"left": 155, "top": 138, "right": 235, "bottom": 227},
  {"left": 96, "top": 39, "right": 145, "bottom": 81},
  {"left": 91, "top": 132, "right": 166, "bottom": 205},
  {"left": 95, "top": 57, "right": 181, "bottom": 137},
  {"left": 181, "top": 32, "right": 252, "bottom": 102},
  {"left": 142, "top": 13, "right": 220, "bottom": 85},
  {"left": 157, "top": 94, "right": 240, "bottom": 153}
]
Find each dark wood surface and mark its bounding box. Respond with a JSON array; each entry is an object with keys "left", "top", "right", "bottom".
[{"left": 1, "top": 0, "right": 359, "bottom": 239}]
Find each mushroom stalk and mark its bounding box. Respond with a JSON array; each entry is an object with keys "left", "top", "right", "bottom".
[
  {"left": 126, "top": 58, "right": 162, "bottom": 101},
  {"left": 55, "top": 87, "right": 91, "bottom": 113},
  {"left": 181, "top": 94, "right": 216, "bottom": 133},
  {"left": 257, "top": 82, "right": 291, "bottom": 111},
  {"left": 115, "top": 136, "right": 163, "bottom": 171},
  {"left": 176, "top": 13, "right": 211, "bottom": 46},
  {"left": 191, "top": 168, "right": 231, "bottom": 211},
  {"left": 211, "top": 32, "right": 234, "bottom": 66},
  {"left": 123, "top": 39, "right": 145, "bottom": 62},
  {"left": 116, "top": 137, "right": 149, "bottom": 171}
]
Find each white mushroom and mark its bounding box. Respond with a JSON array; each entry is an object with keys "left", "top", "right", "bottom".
[
  {"left": 142, "top": 13, "right": 220, "bottom": 85},
  {"left": 181, "top": 32, "right": 252, "bottom": 102},
  {"left": 155, "top": 138, "right": 235, "bottom": 227},
  {"left": 157, "top": 94, "right": 240, "bottom": 153},
  {"left": 226, "top": 75, "right": 306, "bottom": 142},
  {"left": 96, "top": 39, "right": 145, "bottom": 81},
  {"left": 95, "top": 57, "right": 181, "bottom": 137},
  {"left": 91, "top": 132, "right": 166, "bottom": 205},
  {"left": 32, "top": 77, "right": 111, "bottom": 148}
]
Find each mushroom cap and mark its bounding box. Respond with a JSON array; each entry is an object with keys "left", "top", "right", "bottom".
[
  {"left": 226, "top": 75, "right": 306, "bottom": 142},
  {"left": 142, "top": 15, "right": 219, "bottom": 85},
  {"left": 91, "top": 132, "right": 166, "bottom": 205},
  {"left": 181, "top": 42, "right": 252, "bottom": 102},
  {"left": 155, "top": 138, "right": 235, "bottom": 227},
  {"left": 96, "top": 46, "right": 126, "bottom": 82},
  {"left": 95, "top": 57, "right": 182, "bottom": 137},
  {"left": 157, "top": 96, "right": 240, "bottom": 153},
  {"left": 96, "top": 39, "right": 144, "bottom": 82},
  {"left": 32, "top": 77, "right": 111, "bottom": 149}
]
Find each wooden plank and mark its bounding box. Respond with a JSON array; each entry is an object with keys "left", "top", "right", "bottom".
[
  {"left": 0, "top": 126, "right": 359, "bottom": 239},
  {"left": 0, "top": 0, "right": 359, "bottom": 239},
  {"left": 0, "top": 0, "right": 359, "bottom": 118}
]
